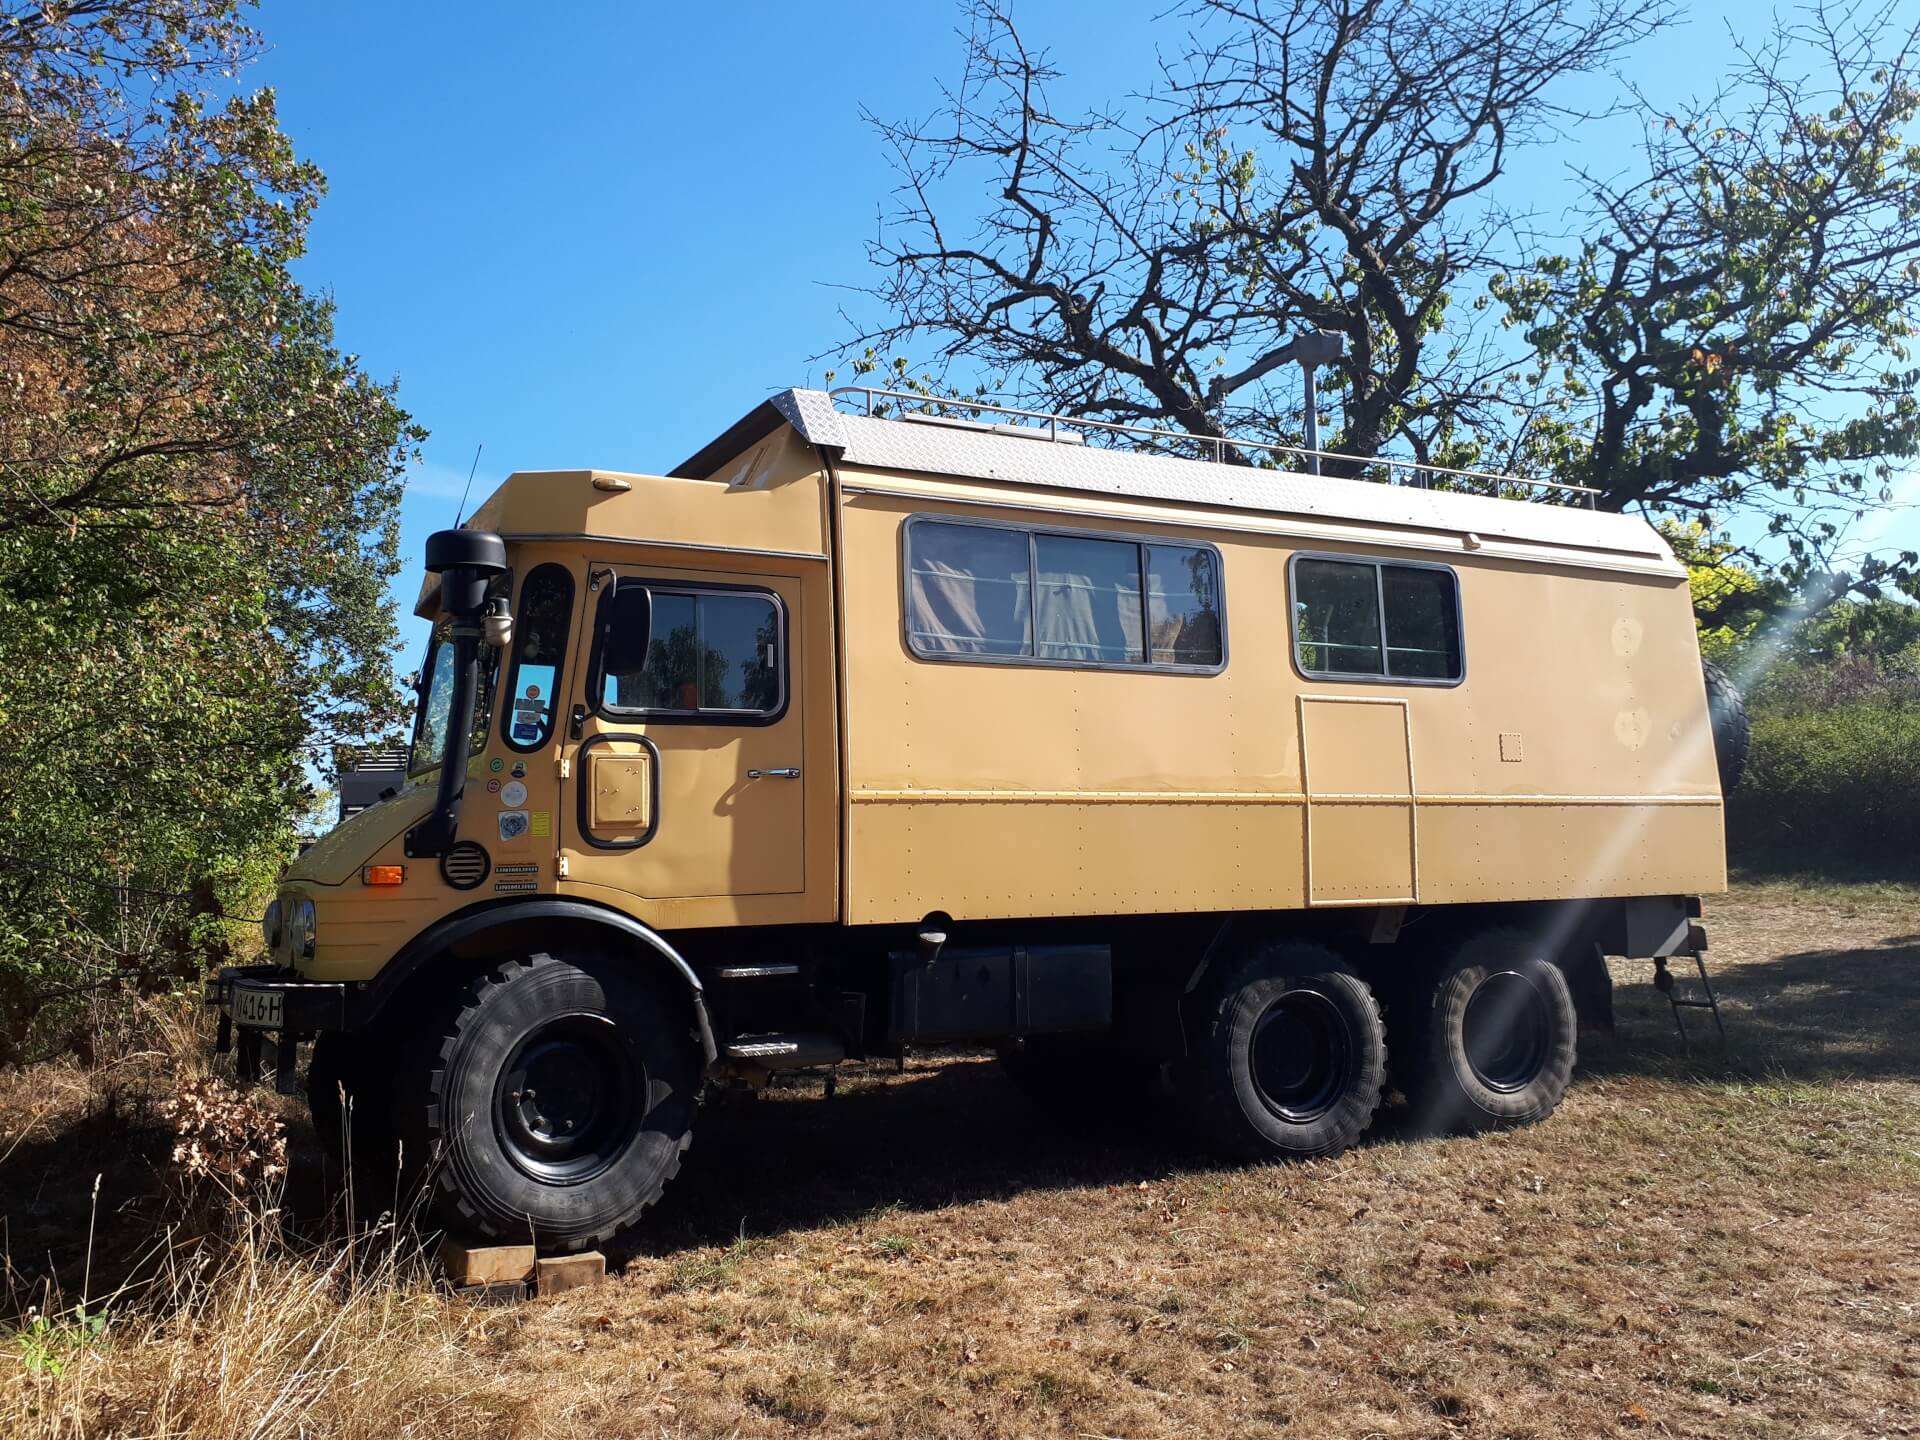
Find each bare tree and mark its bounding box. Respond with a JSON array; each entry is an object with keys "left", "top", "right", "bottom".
[{"left": 843, "top": 0, "right": 1669, "bottom": 471}]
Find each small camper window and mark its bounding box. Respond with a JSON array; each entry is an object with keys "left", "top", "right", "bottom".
[
  {"left": 904, "top": 518, "right": 1224, "bottom": 672},
  {"left": 596, "top": 583, "right": 784, "bottom": 720},
  {"left": 1291, "top": 555, "right": 1462, "bottom": 685}
]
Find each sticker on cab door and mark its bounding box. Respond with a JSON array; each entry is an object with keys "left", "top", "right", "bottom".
[
  {"left": 499, "top": 780, "right": 527, "bottom": 807},
  {"left": 498, "top": 810, "right": 530, "bottom": 846}
]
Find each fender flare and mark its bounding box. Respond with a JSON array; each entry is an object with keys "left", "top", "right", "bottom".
[{"left": 357, "top": 897, "right": 717, "bottom": 1062}]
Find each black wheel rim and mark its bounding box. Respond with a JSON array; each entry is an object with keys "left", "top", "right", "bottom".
[
  {"left": 1461, "top": 970, "right": 1551, "bottom": 1093},
  {"left": 494, "top": 1014, "right": 639, "bottom": 1184},
  {"left": 1248, "top": 989, "right": 1355, "bottom": 1123}
]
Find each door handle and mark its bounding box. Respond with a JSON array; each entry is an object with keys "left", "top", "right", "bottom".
[{"left": 747, "top": 767, "right": 801, "bottom": 780}]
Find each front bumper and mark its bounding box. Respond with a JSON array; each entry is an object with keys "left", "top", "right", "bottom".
[{"left": 206, "top": 965, "right": 355, "bottom": 1094}]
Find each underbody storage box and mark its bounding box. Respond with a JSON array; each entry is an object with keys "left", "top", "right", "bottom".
[{"left": 886, "top": 943, "right": 1112, "bottom": 1045}]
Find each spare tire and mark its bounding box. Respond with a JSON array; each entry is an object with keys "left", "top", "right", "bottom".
[{"left": 1702, "top": 658, "right": 1749, "bottom": 794}]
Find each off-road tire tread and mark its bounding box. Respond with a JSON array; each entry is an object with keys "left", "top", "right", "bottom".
[
  {"left": 1702, "top": 658, "right": 1750, "bottom": 795},
  {"left": 1179, "top": 941, "right": 1387, "bottom": 1161},
  {"left": 1412, "top": 928, "right": 1577, "bottom": 1134},
  {"left": 406, "top": 950, "right": 694, "bottom": 1251}
]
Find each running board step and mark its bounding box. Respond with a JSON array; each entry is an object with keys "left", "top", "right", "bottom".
[
  {"left": 714, "top": 963, "right": 801, "bottom": 980},
  {"left": 724, "top": 1032, "right": 845, "bottom": 1067}
]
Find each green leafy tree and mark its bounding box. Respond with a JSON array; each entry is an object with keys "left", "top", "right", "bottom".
[
  {"left": 1493, "top": 2, "right": 1920, "bottom": 598},
  {"left": 0, "top": 1, "right": 419, "bottom": 1056}
]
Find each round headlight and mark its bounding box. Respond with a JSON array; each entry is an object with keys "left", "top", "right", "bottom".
[
  {"left": 291, "top": 899, "right": 317, "bottom": 961},
  {"left": 261, "top": 899, "right": 283, "bottom": 951}
]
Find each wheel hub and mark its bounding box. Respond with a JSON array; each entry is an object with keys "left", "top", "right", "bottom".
[
  {"left": 1249, "top": 989, "right": 1355, "bottom": 1123},
  {"left": 495, "top": 1014, "right": 638, "bottom": 1183},
  {"left": 1461, "top": 970, "right": 1551, "bottom": 1093}
]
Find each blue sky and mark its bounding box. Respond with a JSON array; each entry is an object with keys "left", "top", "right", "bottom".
[{"left": 249, "top": 0, "right": 1917, "bottom": 669}]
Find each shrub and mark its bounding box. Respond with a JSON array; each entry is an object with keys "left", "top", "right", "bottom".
[{"left": 1728, "top": 686, "right": 1920, "bottom": 870}]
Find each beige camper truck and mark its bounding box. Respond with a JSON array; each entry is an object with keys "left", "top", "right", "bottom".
[{"left": 211, "top": 388, "right": 1737, "bottom": 1251}]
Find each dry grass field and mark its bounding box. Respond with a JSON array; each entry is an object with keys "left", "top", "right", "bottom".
[{"left": 3, "top": 879, "right": 1917, "bottom": 1439}]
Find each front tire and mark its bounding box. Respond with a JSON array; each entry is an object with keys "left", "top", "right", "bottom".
[
  {"left": 401, "top": 949, "right": 700, "bottom": 1251},
  {"left": 1177, "top": 942, "right": 1386, "bottom": 1161},
  {"left": 1404, "top": 930, "right": 1576, "bottom": 1133}
]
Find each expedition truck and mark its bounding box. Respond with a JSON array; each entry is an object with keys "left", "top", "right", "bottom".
[{"left": 210, "top": 387, "right": 1741, "bottom": 1251}]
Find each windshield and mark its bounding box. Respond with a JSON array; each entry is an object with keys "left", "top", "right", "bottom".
[{"left": 408, "top": 618, "right": 500, "bottom": 777}]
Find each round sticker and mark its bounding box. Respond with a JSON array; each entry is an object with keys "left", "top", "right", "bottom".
[
  {"left": 509, "top": 761, "right": 526, "bottom": 778},
  {"left": 525, "top": 684, "right": 541, "bottom": 699},
  {"left": 488, "top": 757, "right": 504, "bottom": 773},
  {"left": 485, "top": 777, "right": 502, "bottom": 794},
  {"left": 500, "top": 780, "right": 528, "bottom": 807}
]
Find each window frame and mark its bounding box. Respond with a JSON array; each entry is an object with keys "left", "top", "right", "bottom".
[
  {"left": 588, "top": 576, "right": 790, "bottom": 726},
  {"left": 406, "top": 575, "right": 508, "bottom": 778},
  {"left": 900, "top": 512, "right": 1228, "bottom": 676},
  {"left": 1287, "top": 550, "right": 1466, "bottom": 688},
  {"left": 499, "top": 562, "right": 576, "bottom": 752}
]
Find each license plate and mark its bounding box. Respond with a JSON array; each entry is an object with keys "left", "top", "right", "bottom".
[{"left": 233, "top": 986, "right": 283, "bottom": 1030}]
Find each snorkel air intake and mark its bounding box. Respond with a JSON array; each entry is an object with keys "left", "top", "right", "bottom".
[{"left": 404, "top": 529, "right": 508, "bottom": 858}]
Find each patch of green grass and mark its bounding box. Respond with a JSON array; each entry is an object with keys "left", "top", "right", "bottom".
[
  {"left": 1728, "top": 867, "right": 1920, "bottom": 906},
  {"left": 667, "top": 1234, "right": 765, "bottom": 1293}
]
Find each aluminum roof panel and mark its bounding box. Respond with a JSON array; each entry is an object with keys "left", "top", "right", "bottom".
[{"left": 682, "top": 388, "right": 1675, "bottom": 569}]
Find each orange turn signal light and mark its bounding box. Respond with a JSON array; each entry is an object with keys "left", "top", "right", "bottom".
[{"left": 361, "top": 864, "right": 406, "bottom": 887}]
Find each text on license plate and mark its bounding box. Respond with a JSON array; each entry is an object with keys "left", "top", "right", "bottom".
[{"left": 233, "top": 988, "right": 283, "bottom": 1030}]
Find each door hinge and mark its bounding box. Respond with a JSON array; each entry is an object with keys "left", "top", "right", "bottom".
[
  {"left": 556, "top": 753, "right": 571, "bottom": 780},
  {"left": 556, "top": 855, "right": 569, "bottom": 879}
]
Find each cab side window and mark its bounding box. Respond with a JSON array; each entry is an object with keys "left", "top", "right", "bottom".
[
  {"left": 597, "top": 583, "right": 784, "bottom": 718},
  {"left": 501, "top": 564, "right": 573, "bottom": 750},
  {"left": 1292, "top": 556, "right": 1462, "bottom": 683}
]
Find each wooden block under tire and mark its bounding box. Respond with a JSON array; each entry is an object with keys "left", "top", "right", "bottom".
[
  {"left": 438, "top": 1237, "right": 535, "bottom": 1288},
  {"left": 535, "top": 1252, "right": 607, "bottom": 1296}
]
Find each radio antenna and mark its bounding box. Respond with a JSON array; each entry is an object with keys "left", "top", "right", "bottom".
[{"left": 454, "top": 443, "right": 483, "bottom": 526}]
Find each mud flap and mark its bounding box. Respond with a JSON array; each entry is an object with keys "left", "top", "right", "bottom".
[{"left": 1562, "top": 942, "right": 1615, "bottom": 1033}]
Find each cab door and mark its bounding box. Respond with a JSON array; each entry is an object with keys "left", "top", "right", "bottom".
[{"left": 560, "top": 565, "right": 806, "bottom": 900}]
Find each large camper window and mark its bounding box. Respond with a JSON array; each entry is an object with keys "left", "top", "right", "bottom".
[
  {"left": 1291, "top": 555, "right": 1462, "bottom": 684},
  {"left": 905, "top": 521, "right": 1033, "bottom": 657},
  {"left": 904, "top": 518, "right": 1224, "bottom": 672},
  {"left": 597, "top": 584, "right": 784, "bottom": 718},
  {"left": 1035, "top": 534, "right": 1143, "bottom": 664}
]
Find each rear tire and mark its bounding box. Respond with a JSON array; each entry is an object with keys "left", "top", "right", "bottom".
[
  {"left": 398, "top": 949, "right": 700, "bottom": 1251},
  {"left": 1404, "top": 930, "right": 1576, "bottom": 1133},
  {"left": 1177, "top": 942, "right": 1386, "bottom": 1161}
]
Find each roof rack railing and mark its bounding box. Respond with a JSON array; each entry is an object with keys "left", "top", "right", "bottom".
[{"left": 828, "top": 385, "right": 1600, "bottom": 508}]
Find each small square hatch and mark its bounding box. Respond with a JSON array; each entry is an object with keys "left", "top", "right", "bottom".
[{"left": 588, "top": 752, "right": 653, "bottom": 832}]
